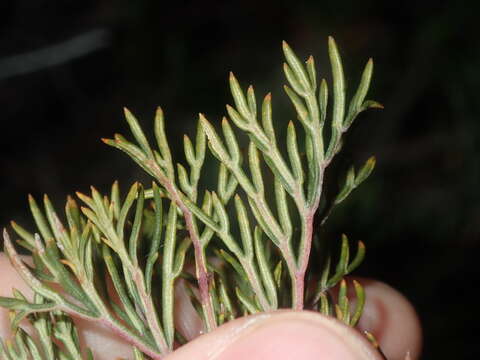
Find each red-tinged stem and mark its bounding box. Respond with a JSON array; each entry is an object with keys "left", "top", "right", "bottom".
[
  {"left": 132, "top": 268, "right": 170, "bottom": 354},
  {"left": 148, "top": 161, "right": 217, "bottom": 332},
  {"left": 294, "top": 211, "right": 315, "bottom": 310}
]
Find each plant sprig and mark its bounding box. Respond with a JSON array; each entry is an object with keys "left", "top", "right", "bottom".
[{"left": 1, "top": 37, "right": 381, "bottom": 359}]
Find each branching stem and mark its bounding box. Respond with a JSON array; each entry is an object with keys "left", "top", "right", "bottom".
[{"left": 147, "top": 160, "right": 217, "bottom": 331}]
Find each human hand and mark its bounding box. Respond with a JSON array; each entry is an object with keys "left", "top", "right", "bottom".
[{"left": 0, "top": 254, "right": 421, "bottom": 360}]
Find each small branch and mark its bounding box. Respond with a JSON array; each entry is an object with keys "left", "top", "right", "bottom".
[{"left": 147, "top": 160, "right": 217, "bottom": 331}]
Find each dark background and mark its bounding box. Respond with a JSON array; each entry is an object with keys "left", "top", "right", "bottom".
[{"left": 1, "top": 1, "right": 478, "bottom": 359}]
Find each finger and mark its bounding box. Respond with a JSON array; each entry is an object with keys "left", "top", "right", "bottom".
[
  {"left": 356, "top": 278, "right": 422, "bottom": 360},
  {"left": 168, "top": 310, "right": 384, "bottom": 360}
]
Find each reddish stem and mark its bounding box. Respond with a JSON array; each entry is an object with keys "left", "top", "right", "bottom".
[{"left": 149, "top": 161, "right": 217, "bottom": 331}]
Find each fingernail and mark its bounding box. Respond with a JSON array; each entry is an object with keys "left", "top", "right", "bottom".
[{"left": 212, "top": 311, "right": 381, "bottom": 360}]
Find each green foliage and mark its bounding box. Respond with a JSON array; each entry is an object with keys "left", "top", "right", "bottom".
[{"left": 1, "top": 37, "right": 380, "bottom": 359}]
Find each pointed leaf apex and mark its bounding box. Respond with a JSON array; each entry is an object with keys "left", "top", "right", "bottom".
[
  {"left": 264, "top": 92, "right": 271, "bottom": 101},
  {"left": 307, "top": 55, "right": 314, "bottom": 63},
  {"left": 282, "top": 40, "right": 289, "bottom": 49},
  {"left": 229, "top": 71, "right": 235, "bottom": 80},
  {"left": 155, "top": 106, "right": 164, "bottom": 119},
  {"left": 123, "top": 107, "right": 132, "bottom": 116}
]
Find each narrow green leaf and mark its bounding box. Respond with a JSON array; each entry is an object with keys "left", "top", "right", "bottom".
[
  {"left": 146, "top": 183, "right": 163, "bottom": 293},
  {"left": 66, "top": 195, "right": 83, "bottom": 232},
  {"left": 217, "top": 250, "right": 247, "bottom": 280},
  {"left": 347, "top": 241, "right": 365, "bottom": 273},
  {"left": 211, "top": 193, "right": 229, "bottom": 233},
  {"left": 10, "top": 221, "right": 35, "bottom": 248},
  {"left": 234, "top": 195, "right": 253, "bottom": 258},
  {"left": 247, "top": 85, "right": 257, "bottom": 119},
  {"left": 229, "top": 72, "right": 250, "bottom": 119},
  {"left": 286, "top": 121, "right": 303, "bottom": 183},
  {"left": 261, "top": 93, "right": 276, "bottom": 145},
  {"left": 103, "top": 245, "right": 145, "bottom": 334},
  {"left": 283, "top": 85, "right": 309, "bottom": 124},
  {"left": 254, "top": 227, "right": 277, "bottom": 309},
  {"left": 319, "top": 79, "right": 328, "bottom": 125},
  {"left": 124, "top": 107, "right": 153, "bottom": 158},
  {"left": 328, "top": 36, "right": 345, "bottom": 130},
  {"left": 195, "top": 120, "right": 207, "bottom": 164},
  {"left": 116, "top": 182, "right": 139, "bottom": 241},
  {"left": 360, "top": 100, "right": 384, "bottom": 111},
  {"left": 273, "top": 260, "right": 283, "bottom": 289},
  {"left": 334, "top": 166, "right": 355, "bottom": 205},
  {"left": 336, "top": 234, "right": 350, "bottom": 273},
  {"left": 354, "top": 156, "right": 376, "bottom": 186},
  {"left": 129, "top": 185, "right": 144, "bottom": 267},
  {"left": 282, "top": 41, "right": 311, "bottom": 92},
  {"left": 154, "top": 107, "right": 174, "bottom": 179},
  {"left": 345, "top": 58, "right": 373, "bottom": 127},
  {"left": 180, "top": 193, "right": 220, "bottom": 233},
  {"left": 235, "top": 288, "right": 258, "bottom": 314},
  {"left": 319, "top": 293, "right": 330, "bottom": 316},
  {"left": 172, "top": 237, "right": 191, "bottom": 277},
  {"left": 338, "top": 279, "right": 348, "bottom": 316},
  {"left": 283, "top": 62, "right": 306, "bottom": 95},
  {"left": 218, "top": 279, "right": 235, "bottom": 321},
  {"left": 163, "top": 202, "right": 178, "bottom": 348},
  {"left": 43, "top": 195, "right": 68, "bottom": 245},
  {"left": 183, "top": 135, "right": 196, "bottom": 165},
  {"left": 274, "top": 179, "right": 292, "bottom": 238},
  {"left": 177, "top": 163, "right": 191, "bottom": 196},
  {"left": 248, "top": 142, "right": 264, "bottom": 195},
  {"left": 350, "top": 280, "right": 366, "bottom": 326},
  {"left": 200, "top": 114, "right": 230, "bottom": 162},
  {"left": 222, "top": 117, "right": 240, "bottom": 164},
  {"left": 306, "top": 56, "right": 317, "bottom": 90},
  {"left": 28, "top": 195, "right": 53, "bottom": 241}
]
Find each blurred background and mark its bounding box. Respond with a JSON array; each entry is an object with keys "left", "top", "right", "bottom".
[{"left": 0, "top": 1, "right": 478, "bottom": 358}]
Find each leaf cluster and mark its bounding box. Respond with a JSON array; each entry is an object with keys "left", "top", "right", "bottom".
[{"left": 1, "top": 37, "right": 381, "bottom": 359}]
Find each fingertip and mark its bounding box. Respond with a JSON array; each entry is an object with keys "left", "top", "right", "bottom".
[
  {"left": 168, "top": 311, "right": 383, "bottom": 360},
  {"left": 358, "top": 279, "right": 422, "bottom": 360}
]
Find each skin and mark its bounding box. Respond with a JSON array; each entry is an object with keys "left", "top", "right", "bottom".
[{"left": 0, "top": 254, "right": 422, "bottom": 360}]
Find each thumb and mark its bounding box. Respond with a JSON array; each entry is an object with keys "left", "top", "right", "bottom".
[{"left": 167, "top": 311, "right": 383, "bottom": 360}]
